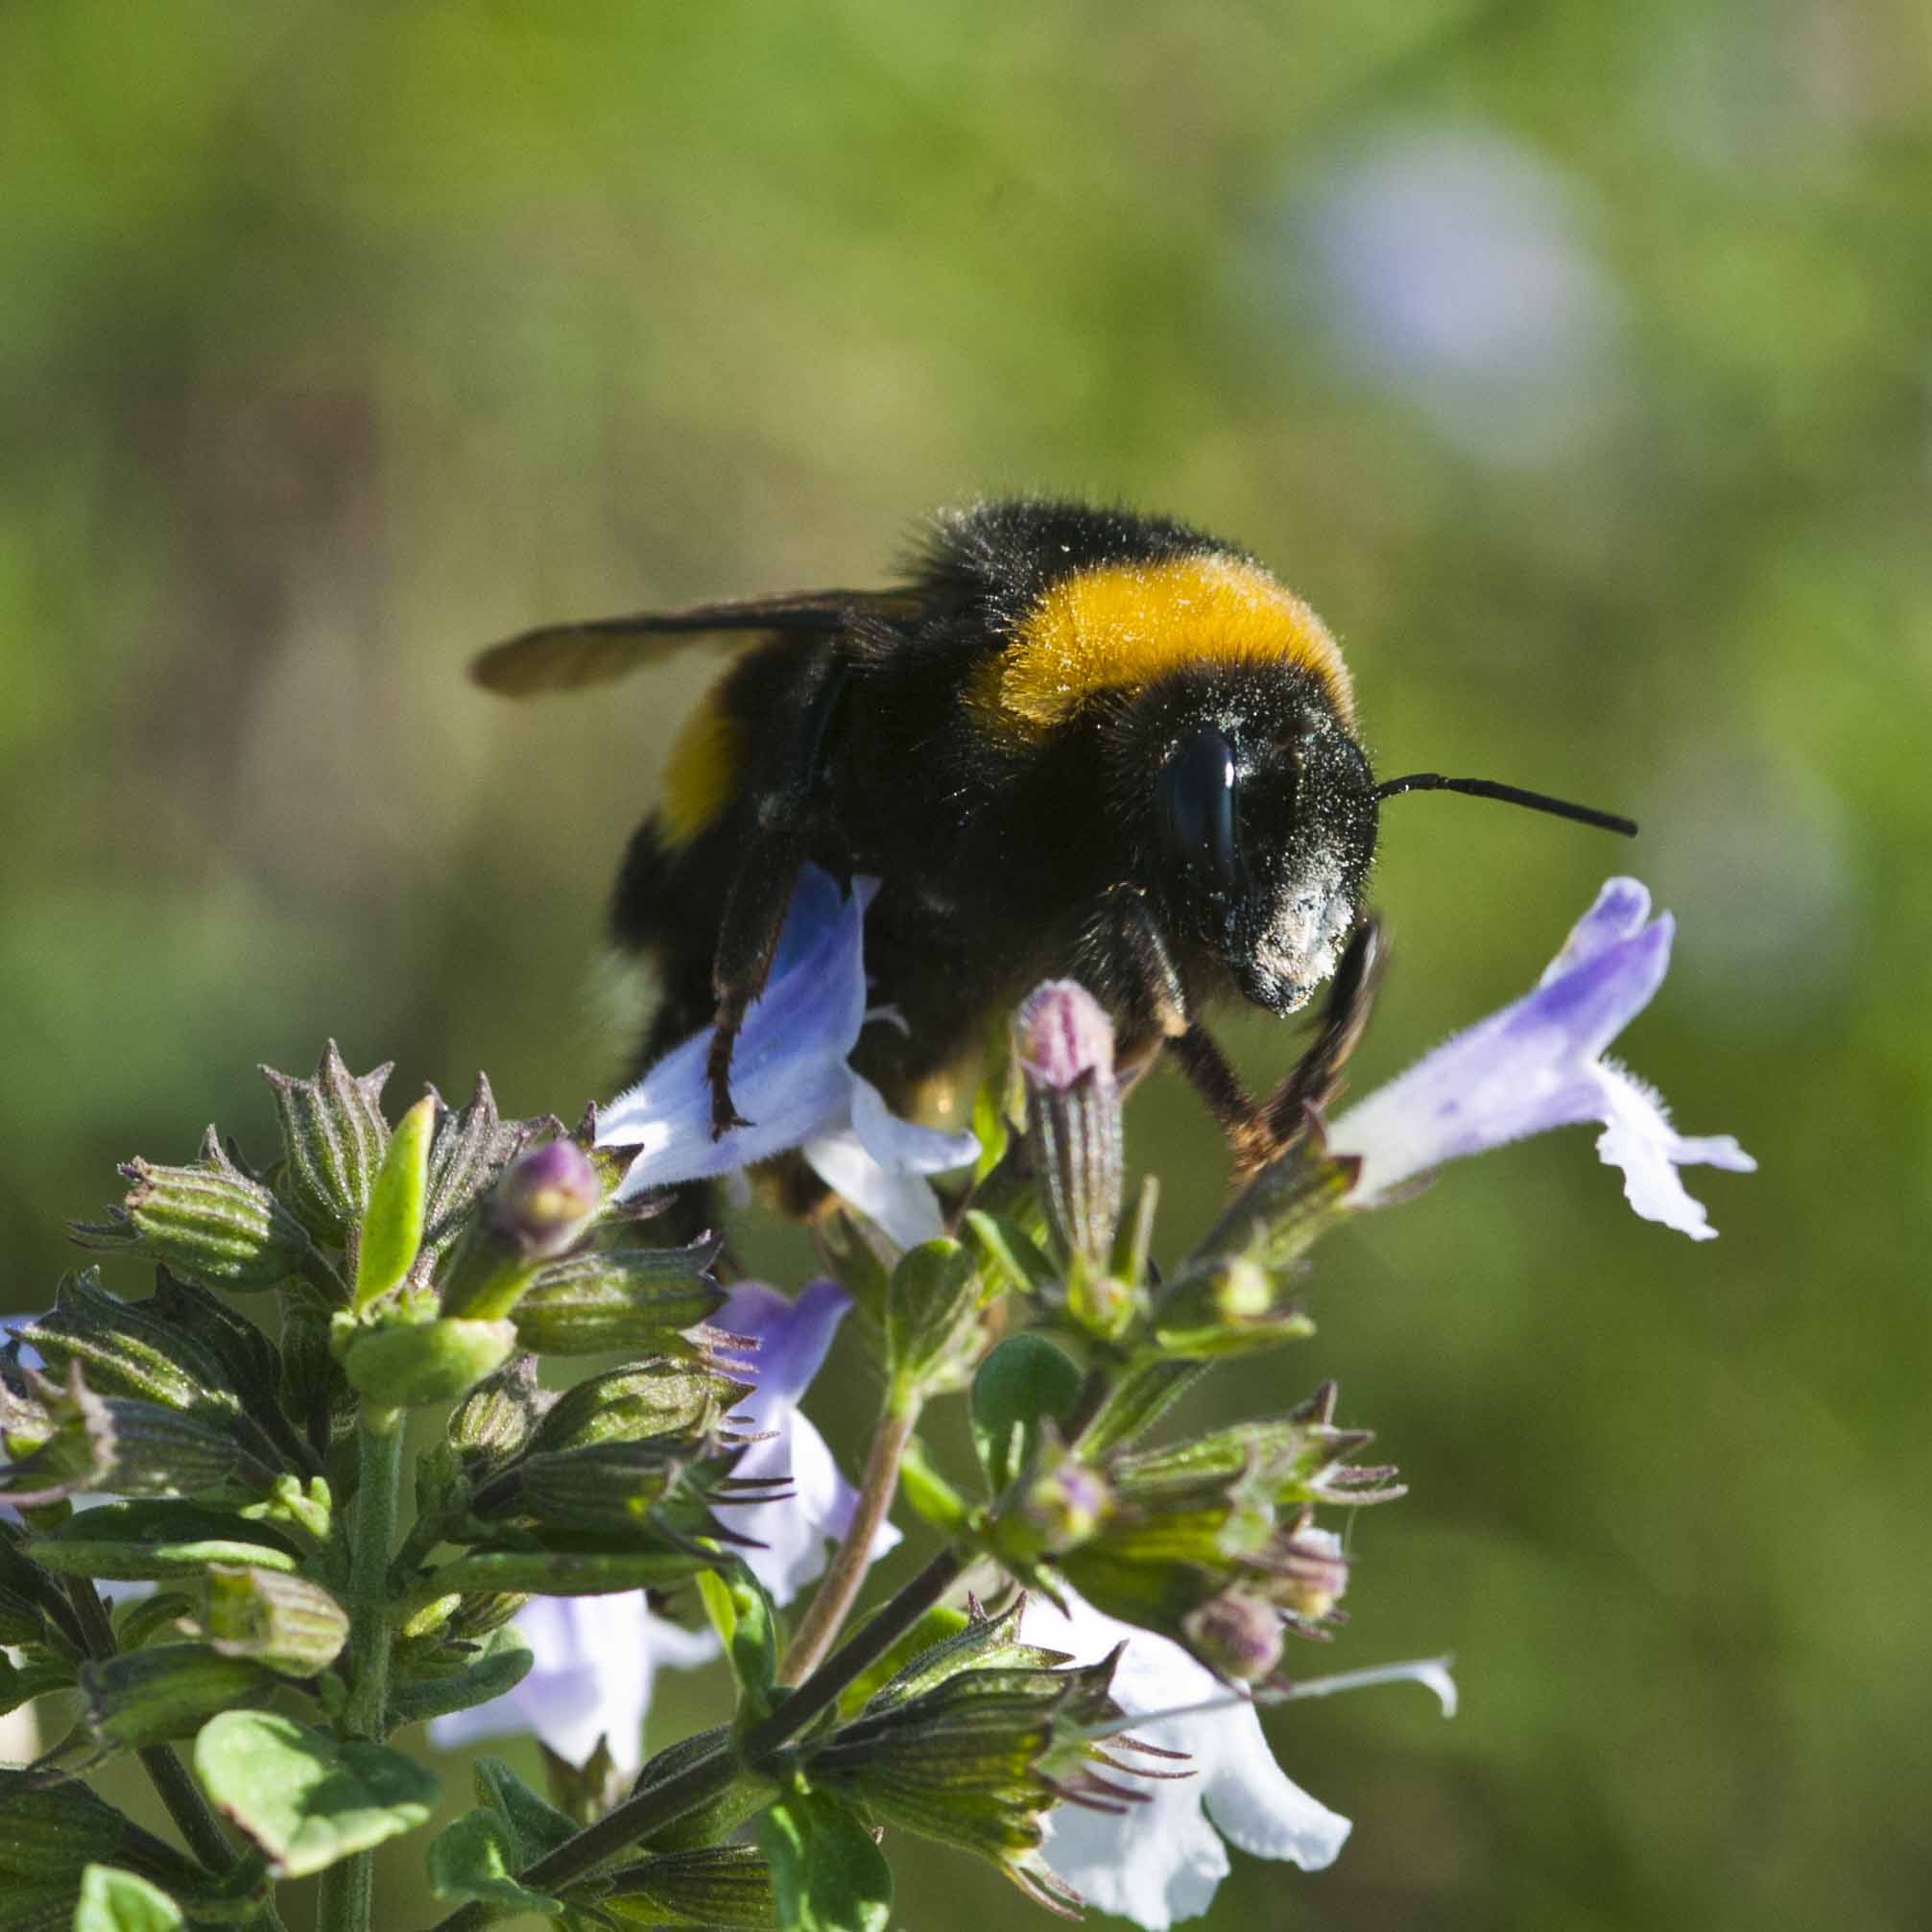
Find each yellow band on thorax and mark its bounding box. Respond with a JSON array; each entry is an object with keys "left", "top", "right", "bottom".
[{"left": 969, "top": 552, "right": 1354, "bottom": 739}]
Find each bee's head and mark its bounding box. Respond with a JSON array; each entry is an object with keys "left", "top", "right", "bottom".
[{"left": 1138, "top": 673, "right": 1379, "bottom": 1015}]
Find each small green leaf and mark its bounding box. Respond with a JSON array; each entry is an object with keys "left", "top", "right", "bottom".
[
  {"left": 387, "top": 1624, "right": 534, "bottom": 1729},
  {"left": 424, "top": 1808, "right": 561, "bottom": 1916},
  {"left": 695, "top": 1562, "right": 776, "bottom": 1716},
  {"left": 969, "top": 1334, "right": 1082, "bottom": 1496},
  {"left": 353, "top": 1093, "right": 436, "bottom": 1311},
  {"left": 28, "top": 1501, "right": 303, "bottom": 1583},
  {"left": 884, "top": 1239, "right": 980, "bottom": 1392},
  {"left": 962, "top": 1211, "right": 1059, "bottom": 1300},
  {"left": 757, "top": 1790, "right": 891, "bottom": 1932},
  {"left": 73, "top": 1866, "right": 183, "bottom": 1932},
  {"left": 0, "top": 1652, "right": 74, "bottom": 1715},
  {"left": 194, "top": 1710, "right": 439, "bottom": 1879},
  {"left": 471, "top": 1757, "right": 578, "bottom": 1867}
]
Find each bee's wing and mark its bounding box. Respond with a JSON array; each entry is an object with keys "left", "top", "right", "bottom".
[{"left": 470, "top": 590, "right": 922, "bottom": 696}]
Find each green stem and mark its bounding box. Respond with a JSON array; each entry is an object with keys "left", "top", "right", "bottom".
[
  {"left": 777, "top": 1397, "right": 919, "bottom": 1683},
  {"left": 425, "top": 1545, "right": 966, "bottom": 1932},
  {"left": 317, "top": 1406, "right": 407, "bottom": 1932}
]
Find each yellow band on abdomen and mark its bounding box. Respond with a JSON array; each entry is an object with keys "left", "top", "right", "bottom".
[{"left": 659, "top": 682, "right": 742, "bottom": 847}]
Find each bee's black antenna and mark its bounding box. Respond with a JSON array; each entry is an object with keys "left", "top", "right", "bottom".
[{"left": 1373, "top": 773, "right": 1637, "bottom": 838}]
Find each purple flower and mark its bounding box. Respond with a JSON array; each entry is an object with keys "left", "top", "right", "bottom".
[
  {"left": 431, "top": 1279, "right": 897, "bottom": 1772},
  {"left": 595, "top": 866, "right": 977, "bottom": 1248},
  {"left": 1327, "top": 878, "right": 1754, "bottom": 1239}
]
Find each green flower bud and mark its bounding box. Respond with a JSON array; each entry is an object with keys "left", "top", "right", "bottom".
[
  {"left": 13, "top": 1269, "right": 240, "bottom": 1423},
  {"left": 80, "top": 1642, "right": 274, "bottom": 1749},
  {"left": 440, "top": 1141, "right": 602, "bottom": 1322},
  {"left": 261, "top": 1042, "right": 394, "bottom": 1242},
  {"left": 527, "top": 1359, "right": 748, "bottom": 1455},
  {"left": 421, "top": 1074, "right": 525, "bottom": 1260},
  {"left": 1015, "top": 981, "right": 1124, "bottom": 1273},
  {"left": 495, "top": 1439, "right": 686, "bottom": 1534},
  {"left": 606, "top": 1845, "right": 775, "bottom": 1928},
  {"left": 200, "top": 1565, "right": 349, "bottom": 1677},
  {"left": 0, "top": 1367, "right": 262, "bottom": 1507},
  {"left": 510, "top": 1244, "right": 725, "bottom": 1356},
  {"left": 342, "top": 1318, "right": 517, "bottom": 1410},
  {"left": 0, "top": 1771, "right": 141, "bottom": 1880},
  {"left": 809, "top": 1652, "right": 1139, "bottom": 1914},
  {"left": 1151, "top": 1253, "right": 1316, "bottom": 1357},
  {"left": 885, "top": 1239, "right": 983, "bottom": 1394},
  {"left": 72, "top": 1127, "right": 320, "bottom": 1290},
  {"left": 448, "top": 1354, "right": 546, "bottom": 1477}
]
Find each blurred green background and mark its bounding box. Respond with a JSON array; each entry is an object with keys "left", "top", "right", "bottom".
[{"left": 3, "top": 2, "right": 1926, "bottom": 1926}]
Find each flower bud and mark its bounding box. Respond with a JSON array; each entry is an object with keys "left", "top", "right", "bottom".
[
  {"left": 421, "top": 1074, "right": 523, "bottom": 1260},
  {"left": 80, "top": 1642, "right": 274, "bottom": 1748},
  {"left": 0, "top": 1771, "right": 149, "bottom": 1881},
  {"left": 1181, "top": 1588, "right": 1285, "bottom": 1683},
  {"left": 261, "top": 1042, "right": 394, "bottom": 1243},
  {"left": 448, "top": 1354, "right": 546, "bottom": 1476},
  {"left": 510, "top": 1244, "right": 724, "bottom": 1357},
  {"left": 1019, "top": 1458, "right": 1111, "bottom": 1554},
  {"left": 527, "top": 1360, "right": 747, "bottom": 1456},
  {"left": 1015, "top": 982, "right": 1123, "bottom": 1272},
  {"left": 808, "top": 1652, "right": 1140, "bottom": 1914},
  {"left": 72, "top": 1128, "right": 318, "bottom": 1290},
  {"left": 1151, "top": 1254, "right": 1315, "bottom": 1358},
  {"left": 342, "top": 1317, "right": 517, "bottom": 1410},
  {"left": 440, "top": 1141, "right": 601, "bottom": 1322},
  {"left": 201, "top": 1565, "right": 349, "bottom": 1677},
  {"left": 1276, "top": 1515, "right": 1349, "bottom": 1622},
  {"left": 499, "top": 1440, "right": 685, "bottom": 1534},
  {"left": 607, "top": 1846, "right": 775, "bottom": 1928}
]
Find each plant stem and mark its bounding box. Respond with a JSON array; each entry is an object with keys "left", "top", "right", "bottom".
[
  {"left": 777, "top": 1397, "right": 918, "bottom": 1683},
  {"left": 317, "top": 1406, "right": 407, "bottom": 1932},
  {"left": 425, "top": 1544, "right": 966, "bottom": 1932}
]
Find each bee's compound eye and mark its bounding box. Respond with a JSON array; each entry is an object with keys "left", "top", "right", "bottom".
[{"left": 1156, "top": 725, "right": 1246, "bottom": 902}]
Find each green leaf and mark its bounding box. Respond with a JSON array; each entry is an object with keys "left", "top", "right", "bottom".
[
  {"left": 193, "top": 1711, "right": 439, "bottom": 1879},
  {"left": 471, "top": 1758, "right": 578, "bottom": 1867},
  {"left": 962, "top": 1211, "right": 1059, "bottom": 1300},
  {"left": 387, "top": 1624, "right": 534, "bottom": 1729},
  {"left": 353, "top": 1093, "right": 436, "bottom": 1311},
  {"left": 0, "top": 1652, "right": 75, "bottom": 1716},
  {"left": 27, "top": 1501, "right": 302, "bottom": 1583},
  {"left": 969, "top": 1333, "right": 1082, "bottom": 1496},
  {"left": 72, "top": 1867, "right": 182, "bottom": 1932},
  {"left": 424, "top": 1808, "right": 561, "bottom": 1916},
  {"left": 757, "top": 1790, "right": 891, "bottom": 1932},
  {"left": 695, "top": 1562, "right": 776, "bottom": 1716},
  {"left": 884, "top": 1239, "right": 980, "bottom": 1392}
]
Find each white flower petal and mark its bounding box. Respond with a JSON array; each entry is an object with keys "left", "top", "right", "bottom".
[
  {"left": 801, "top": 1126, "right": 948, "bottom": 1249},
  {"left": 1026, "top": 1589, "right": 1348, "bottom": 1929},
  {"left": 848, "top": 1077, "right": 980, "bottom": 1177},
  {"left": 1594, "top": 1064, "right": 1756, "bottom": 1242}
]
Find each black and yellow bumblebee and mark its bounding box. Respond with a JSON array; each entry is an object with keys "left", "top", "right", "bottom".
[{"left": 475, "top": 498, "right": 1632, "bottom": 1205}]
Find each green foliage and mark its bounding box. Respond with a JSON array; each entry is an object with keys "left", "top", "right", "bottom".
[
  {"left": 758, "top": 1791, "right": 893, "bottom": 1932},
  {"left": 194, "top": 1711, "right": 441, "bottom": 1879},
  {"left": 969, "top": 1336, "right": 1082, "bottom": 1497},
  {"left": 424, "top": 1807, "right": 561, "bottom": 1917},
  {"left": 352, "top": 1094, "right": 437, "bottom": 1312},
  {"left": 72, "top": 1867, "right": 183, "bottom": 1932}
]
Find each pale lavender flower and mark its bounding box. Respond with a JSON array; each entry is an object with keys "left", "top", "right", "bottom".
[
  {"left": 431, "top": 1279, "right": 896, "bottom": 1771},
  {"left": 1328, "top": 877, "right": 1754, "bottom": 1239},
  {"left": 1026, "top": 1588, "right": 1355, "bottom": 1930},
  {"left": 595, "top": 866, "right": 976, "bottom": 1247}
]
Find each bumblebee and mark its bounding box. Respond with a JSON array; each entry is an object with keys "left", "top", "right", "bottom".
[{"left": 475, "top": 499, "right": 1632, "bottom": 1197}]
